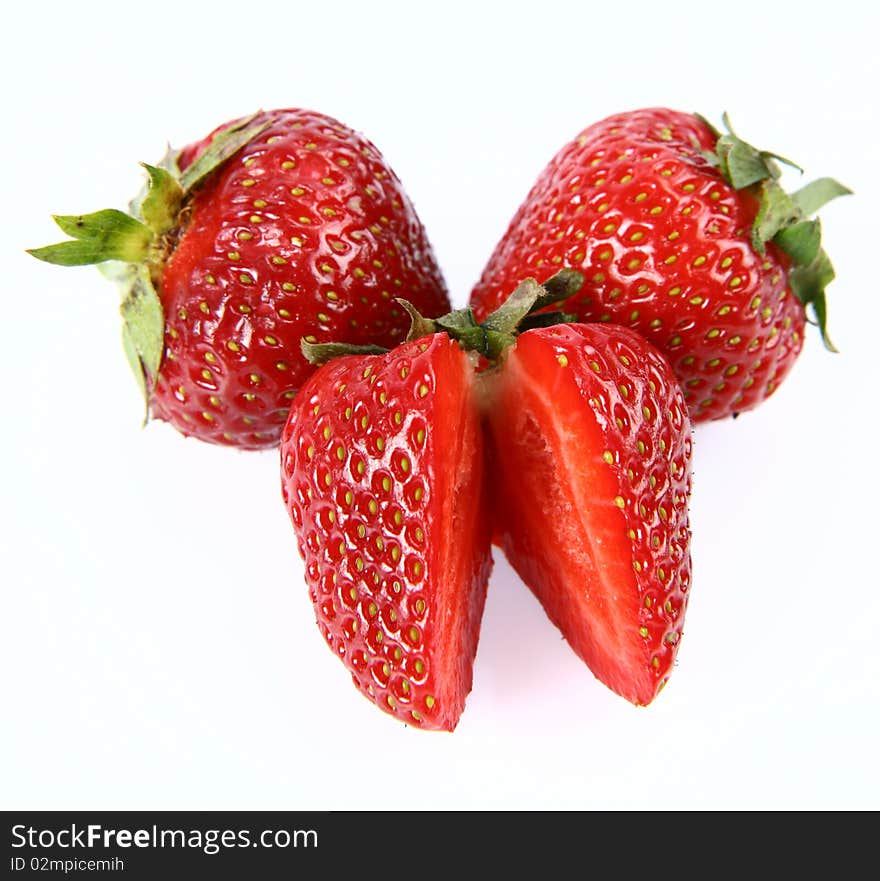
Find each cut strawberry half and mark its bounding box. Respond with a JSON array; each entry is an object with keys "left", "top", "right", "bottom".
[
  {"left": 281, "top": 334, "right": 492, "bottom": 730},
  {"left": 484, "top": 323, "right": 693, "bottom": 704}
]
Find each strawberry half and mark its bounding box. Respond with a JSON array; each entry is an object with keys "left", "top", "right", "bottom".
[
  {"left": 280, "top": 334, "right": 492, "bottom": 730},
  {"left": 484, "top": 322, "right": 693, "bottom": 704},
  {"left": 30, "top": 109, "right": 450, "bottom": 448}
]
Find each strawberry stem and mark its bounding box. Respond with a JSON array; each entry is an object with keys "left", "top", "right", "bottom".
[
  {"left": 298, "top": 270, "right": 584, "bottom": 371},
  {"left": 398, "top": 269, "right": 585, "bottom": 360}
]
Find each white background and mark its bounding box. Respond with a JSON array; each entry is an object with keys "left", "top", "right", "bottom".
[{"left": 3, "top": 0, "right": 878, "bottom": 810}]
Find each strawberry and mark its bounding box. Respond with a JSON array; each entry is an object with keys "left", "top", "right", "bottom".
[
  {"left": 29, "top": 109, "right": 450, "bottom": 448},
  {"left": 484, "top": 321, "right": 693, "bottom": 705},
  {"left": 281, "top": 271, "right": 693, "bottom": 725},
  {"left": 470, "top": 108, "right": 850, "bottom": 421},
  {"left": 280, "top": 333, "right": 492, "bottom": 731}
]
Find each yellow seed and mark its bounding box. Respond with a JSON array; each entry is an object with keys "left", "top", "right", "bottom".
[
  {"left": 614, "top": 496, "right": 625, "bottom": 508},
  {"left": 557, "top": 354, "right": 569, "bottom": 367}
]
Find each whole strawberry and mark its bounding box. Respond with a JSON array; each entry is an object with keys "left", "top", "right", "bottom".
[
  {"left": 29, "top": 109, "right": 450, "bottom": 448},
  {"left": 470, "top": 108, "right": 849, "bottom": 421}
]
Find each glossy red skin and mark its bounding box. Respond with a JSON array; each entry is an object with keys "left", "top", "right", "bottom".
[
  {"left": 280, "top": 335, "right": 492, "bottom": 730},
  {"left": 486, "top": 324, "right": 693, "bottom": 704},
  {"left": 151, "top": 109, "right": 450, "bottom": 448},
  {"left": 471, "top": 108, "right": 805, "bottom": 422}
]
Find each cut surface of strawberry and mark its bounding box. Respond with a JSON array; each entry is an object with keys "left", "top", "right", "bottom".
[{"left": 484, "top": 323, "right": 693, "bottom": 704}]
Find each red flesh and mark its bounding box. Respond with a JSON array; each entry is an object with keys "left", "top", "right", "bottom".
[
  {"left": 485, "top": 324, "right": 693, "bottom": 704},
  {"left": 280, "top": 335, "right": 491, "bottom": 730}
]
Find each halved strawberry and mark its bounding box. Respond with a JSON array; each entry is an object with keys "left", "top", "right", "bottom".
[
  {"left": 280, "top": 334, "right": 491, "bottom": 730},
  {"left": 282, "top": 272, "right": 694, "bottom": 726},
  {"left": 484, "top": 322, "right": 693, "bottom": 704}
]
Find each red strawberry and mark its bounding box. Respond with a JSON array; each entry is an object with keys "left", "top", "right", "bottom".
[
  {"left": 280, "top": 334, "right": 492, "bottom": 731},
  {"left": 484, "top": 321, "right": 693, "bottom": 704},
  {"left": 471, "top": 108, "right": 850, "bottom": 422},
  {"left": 29, "top": 109, "right": 450, "bottom": 448}
]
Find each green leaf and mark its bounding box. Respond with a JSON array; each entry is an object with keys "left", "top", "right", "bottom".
[
  {"left": 751, "top": 181, "right": 800, "bottom": 252},
  {"left": 774, "top": 219, "right": 821, "bottom": 266},
  {"left": 395, "top": 298, "right": 438, "bottom": 341},
  {"left": 789, "top": 249, "right": 837, "bottom": 352},
  {"left": 482, "top": 278, "right": 545, "bottom": 336},
  {"left": 791, "top": 177, "right": 852, "bottom": 217},
  {"left": 119, "top": 266, "right": 165, "bottom": 408},
  {"left": 28, "top": 239, "right": 123, "bottom": 267},
  {"left": 720, "top": 135, "right": 776, "bottom": 189},
  {"left": 139, "top": 163, "right": 184, "bottom": 235},
  {"left": 120, "top": 267, "right": 164, "bottom": 378},
  {"left": 434, "top": 308, "right": 481, "bottom": 335},
  {"left": 300, "top": 340, "right": 388, "bottom": 366},
  {"left": 179, "top": 113, "right": 269, "bottom": 193},
  {"left": 28, "top": 210, "right": 153, "bottom": 265},
  {"left": 535, "top": 268, "right": 584, "bottom": 309},
  {"left": 121, "top": 321, "right": 149, "bottom": 421},
  {"left": 809, "top": 289, "right": 836, "bottom": 352}
]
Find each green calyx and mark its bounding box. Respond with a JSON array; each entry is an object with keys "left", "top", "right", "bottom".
[
  {"left": 27, "top": 113, "right": 268, "bottom": 400},
  {"left": 699, "top": 112, "right": 851, "bottom": 350},
  {"left": 301, "top": 269, "right": 584, "bottom": 366}
]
